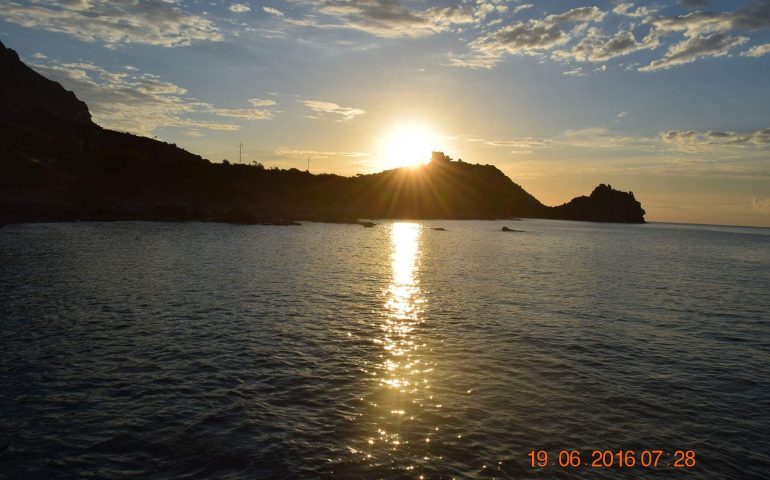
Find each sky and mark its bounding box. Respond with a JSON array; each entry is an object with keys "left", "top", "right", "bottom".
[{"left": 1, "top": 0, "right": 769, "bottom": 227}]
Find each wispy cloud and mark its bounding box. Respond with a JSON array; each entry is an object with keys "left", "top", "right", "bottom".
[
  {"left": 229, "top": 3, "right": 251, "bottom": 14},
  {"left": 442, "top": 1, "right": 770, "bottom": 72},
  {"left": 552, "top": 28, "right": 659, "bottom": 63},
  {"left": 741, "top": 42, "right": 770, "bottom": 56},
  {"left": 300, "top": 100, "right": 365, "bottom": 121},
  {"left": 562, "top": 67, "right": 587, "bottom": 76},
  {"left": 613, "top": 2, "right": 657, "bottom": 19},
  {"left": 662, "top": 127, "right": 770, "bottom": 148},
  {"left": 476, "top": 124, "right": 770, "bottom": 156},
  {"left": 29, "top": 58, "right": 277, "bottom": 136},
  {"left": 468, "top": 127, "right": 653, "bottom": 153},
  {"left": 206, "top": 107, "right": 274, "bottom": 121},
  {"left": 637, "top": 1, "right": 770, "bottom": 70},
  {"left": 449, "top": 6, "right": 608, "bottom": 68},
  {"left": 249, "top": 98, "right": 277, "bottom": 107},
  {"left": 281, "top": 0, "right": 474, "bottom": 38},
  {"left": 481, "top": 137, "right": 554, "bottom": 154},
  {"left": 273, "top": 149, "right": 370, "bottom": 159},
  {"left": 640, "top": 32, "right": 748, "bottom": 71},
  {"left": 0, "top": 0, "right": 222, "bottom": 48},
  {"left": 263, "top": 6, "right": 285, "bottom": 17}
]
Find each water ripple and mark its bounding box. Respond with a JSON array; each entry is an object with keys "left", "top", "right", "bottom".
[{"left": 1, "top": 220, "right": 769, "bottom": 479}]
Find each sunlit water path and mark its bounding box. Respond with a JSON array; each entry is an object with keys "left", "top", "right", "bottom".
[{"left": 1, "top": 220, "right": 769, "bottom": 479}]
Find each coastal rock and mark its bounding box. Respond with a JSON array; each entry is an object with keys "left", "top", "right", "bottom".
[{"left": 551, "top": 184, "right": 646, "bottom": 223}]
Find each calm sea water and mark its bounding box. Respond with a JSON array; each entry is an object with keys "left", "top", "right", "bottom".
[{"left": 1, "top": 220, "right": 769, "bottom": 479}]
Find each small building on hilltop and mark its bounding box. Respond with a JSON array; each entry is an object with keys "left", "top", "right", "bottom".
[{"left": 431, "top": 151, "right": 452, "bottom": 164}]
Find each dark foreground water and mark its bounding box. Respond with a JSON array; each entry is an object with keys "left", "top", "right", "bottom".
[{"left": 1, "top": 220, "right": 769, "bottom": 479}]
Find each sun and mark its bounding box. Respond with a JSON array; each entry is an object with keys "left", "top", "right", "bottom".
[{"left": 378, "top": 122, "right": 443, "bottom": 169}]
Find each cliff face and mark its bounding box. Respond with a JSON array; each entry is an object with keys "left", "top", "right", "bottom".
[
  {"left": 0, "top": 41, "right": 92, "bottom": 125},
  {"left": 0, "top": 41, "right": 645, "bottom": 224}
]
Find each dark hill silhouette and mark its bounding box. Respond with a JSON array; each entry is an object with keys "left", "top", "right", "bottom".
[
  {"left": 0, "top": 41, "right": 645, "bottom": 224},
  {"left": 0, "top": 41, "right": 92, "bottom": 125}
]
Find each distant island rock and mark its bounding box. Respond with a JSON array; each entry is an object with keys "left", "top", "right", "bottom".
[
  {"left": 551, "top": 183, "right": 645, "bottom": 224},
  {"left": 0, "top": 41, "right": 645, "bottom": 225}
]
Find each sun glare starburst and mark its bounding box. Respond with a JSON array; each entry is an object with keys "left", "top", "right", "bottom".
[{"left": 378, "top": 122, "right": 444, "bottom": 169}]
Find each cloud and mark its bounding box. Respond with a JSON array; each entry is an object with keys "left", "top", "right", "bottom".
[
  {"left": 650, "top": 1, "right": 770, "bottom": 37},
  {"left": 229, "top": 3, "right": 251, "bottom": 14},
  {"left": 662, "top": 127, "right": 770, "bottom": 148},
  {"left": 472, "top": 124, "right": 770, "bottom": 177},
  {"left": 449, "top": 0, "right": 770, "bottom": 71},
  {"left": 544, "top": 6, "right": 607, "bottom": 24},
  {"left": 263, "top": 6, "right": 284, "bottom": 17},
  {"left": 741, "top": 42, "right": 770, "bottom": 56},
  {"left": 249, "top": 98, "right": 277, "bottom": 107},
  {"left": 553, "top": 28, "right": 659, "bottom": 62},
  {"left": 28, "top": 59, "right": 276, "bottom": 136},
  {"left": 562, "top": 67, "right": 587, "bottom": 76},
  {"left": 273, "top": 149, "right": 370, "bottom": 159},
  {"left": 266, "top": 0, "right": 770, "bottom": 73},
  {"left": 474, "top": 0, "right": 515, "bottom": 20},
  {"left": 300, "top": 100, "right": 365, "bottom": 121},
  {"left": 472, "top": 128, "right": 653, "bottom": 152},
  {"left": 613, "top": 3, "right": 657, "bottom": 18},
  {"left": 0, "top": 0, "right": 223, "bottom": 48},
  {"left": 474, "top": 2, "right": 497, "bottom": 20},
  {"left": 454, "top": 6, "right": 608, "bottom": 68},
  {"left": 633, "top": 1, "right": 770, "bottom": 70},
  {"left": 731, "top": 0, "right": 770, "bottom": 30},
  {"left": 511, "top": 4, "right": 534, "bottom": 16},
  {"left": 484, "top": 137, "right": 553, "bottom": 153},
  {"left": 444, "top": 52, "right": 502, "bottom": 69},
  {"left": 476, "top": 21, "right": 570, "bottom": 53},
  {"left": 559, "top": 127, "right": 655, "bottom": 148},
  {"left": 206, "top": 107, "right": 274, "bottom": 120},
  {"left": 284, "top": 0, "right": 473, "bottom": 38},
  {"left": 649, "top": 13, "right": 732, "bottom": 38},
  {"left": 640, "top": 32, "right": 748, "bottom": 71},
  {"left": 662, "top": 130, "right": 699, "bottom": 143},
  {"left": 617, "top": 111, "right": 628, "bottom": 118},
  {"left": 312, "top": 0, "right": 427, "bottom": 35},
  {"left": 425, "top": 5, "right": 475, "bottom": 28}
]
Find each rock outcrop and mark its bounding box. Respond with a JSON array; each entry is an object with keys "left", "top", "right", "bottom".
[{"left": 551, "top": 184, "right": 646, "bottom": 223}]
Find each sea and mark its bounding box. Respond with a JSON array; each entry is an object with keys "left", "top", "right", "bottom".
[{"left": 1, "top": 219, "right": 769, "bottom": 479}]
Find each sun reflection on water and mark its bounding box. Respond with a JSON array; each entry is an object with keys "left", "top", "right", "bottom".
[
  {"left": 343, "top": 222, "right": 443, "bottom": 476},
  {"left": 381, "top": 223, "right": 424, "bottom": 397}
]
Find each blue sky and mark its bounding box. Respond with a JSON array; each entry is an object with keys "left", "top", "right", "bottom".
[{"left": 1, "top": 0, "right": 769, "bottom": 226}]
